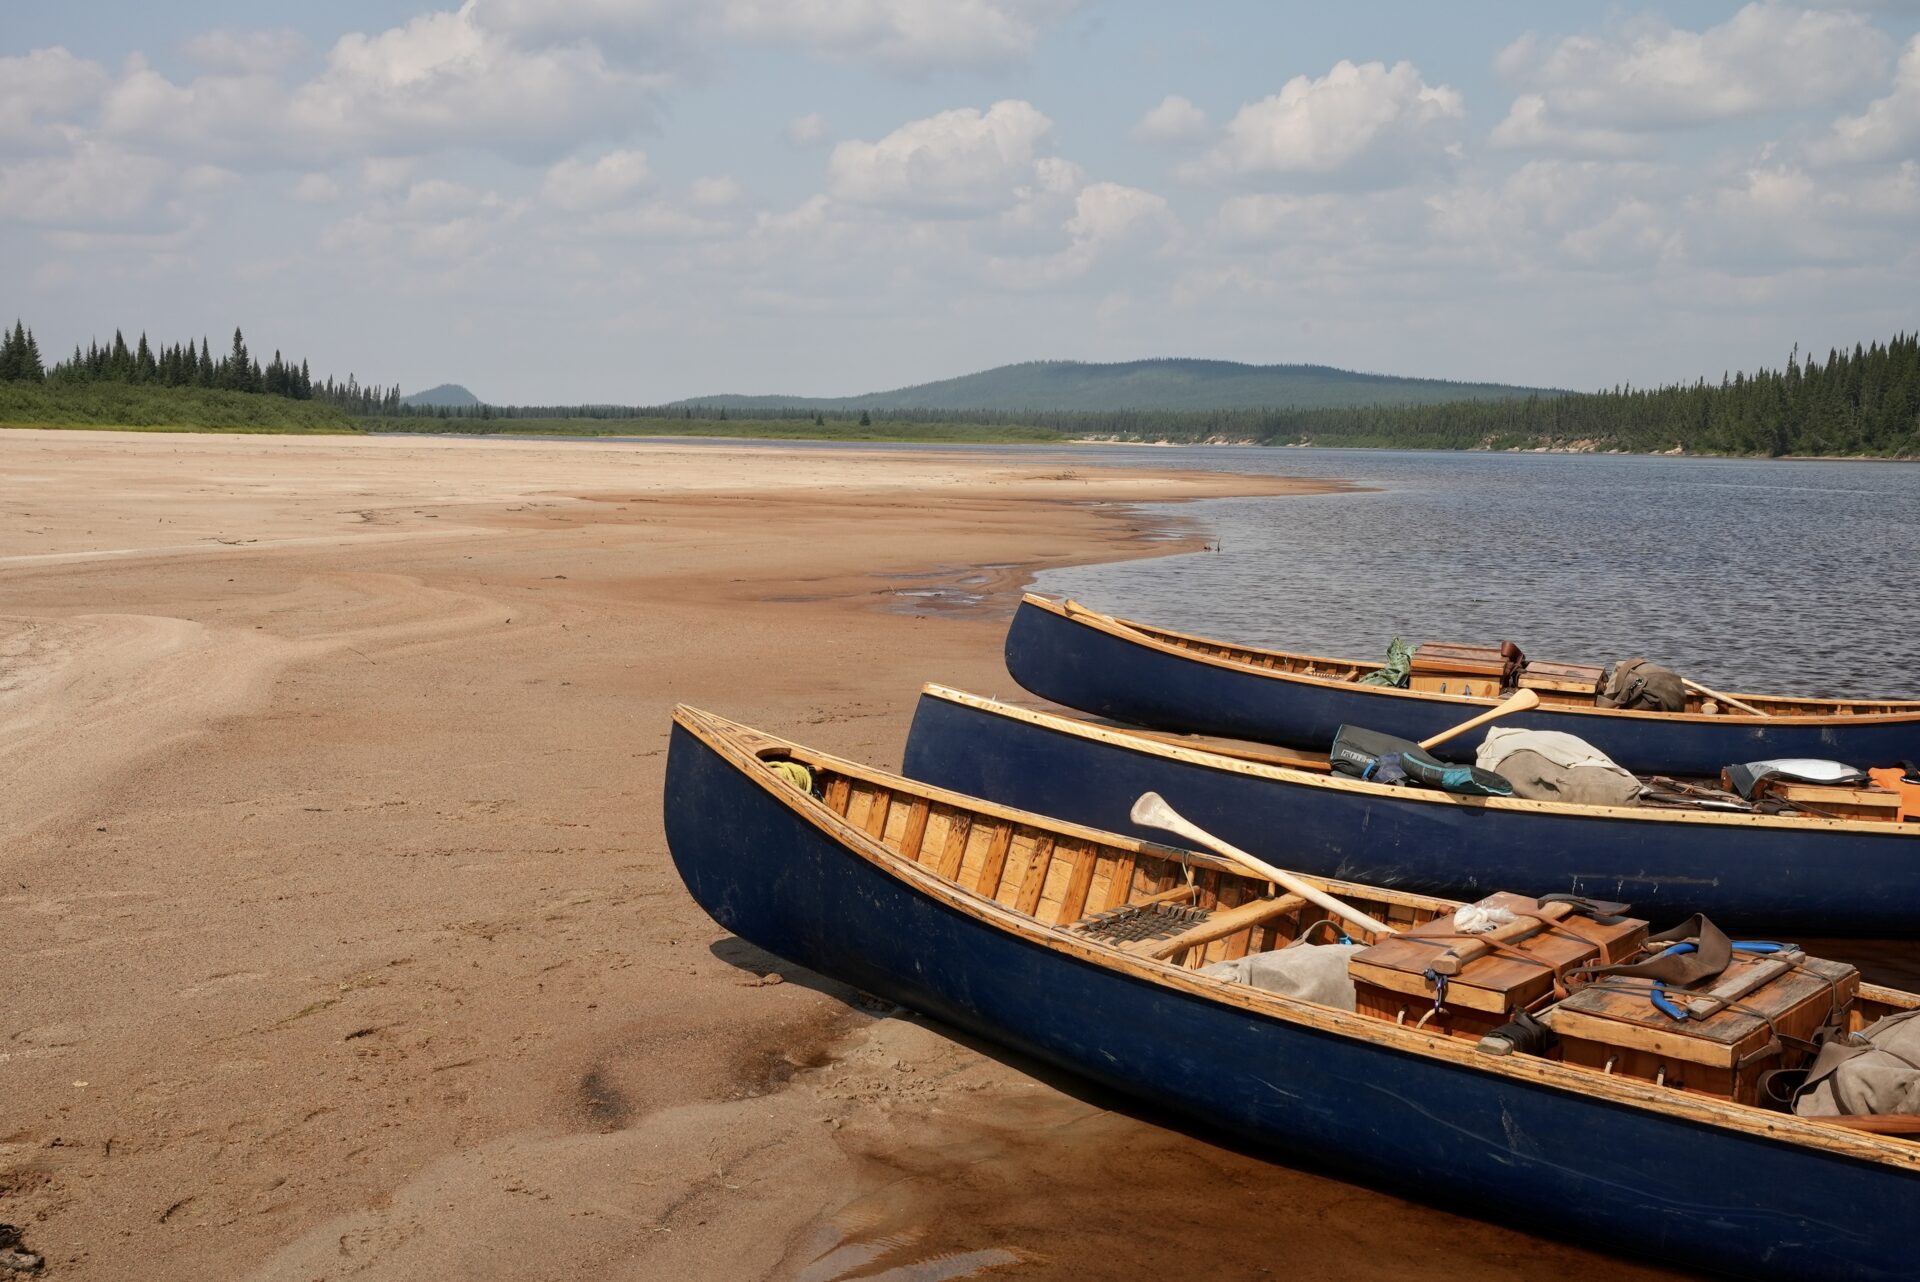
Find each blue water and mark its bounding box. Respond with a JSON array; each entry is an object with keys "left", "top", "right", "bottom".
[{"left": 1033, "top": 448, "right": 1920, "bottom": 700}]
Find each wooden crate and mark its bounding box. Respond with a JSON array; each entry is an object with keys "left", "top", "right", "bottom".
[
  {"left": 1349, "top": 892, "right": 1647, "bottom": 1042},
  {"left": 1520, "top": 660, "right": 1605, "bottom": 695},
  {"left": 1411, "top": 642, "right": 1509, "bottom": 679},
  {"left": 1753, "top": 779, "right": 1902, "bottom": 822},
  {"left": 1409, "top": 673, "right": 1503, "bottom": 699},
  {"left": 1548, "top": 955, "right": 1859, "bottom": 1104}
]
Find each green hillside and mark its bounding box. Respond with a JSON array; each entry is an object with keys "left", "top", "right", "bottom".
[
  {"left": 401, "top": 382, "right": 480, "bottom": 408},
  {"left": 672, "top": 357, "right": 1555, "bottom": 413}
]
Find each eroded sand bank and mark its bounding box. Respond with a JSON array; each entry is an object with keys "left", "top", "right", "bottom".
[{"left": 0, "top": 430, "right": 1682, "bottom": 1281}]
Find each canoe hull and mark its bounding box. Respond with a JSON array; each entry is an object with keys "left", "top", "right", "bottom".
[
  {"left": 666, "top": 720, "right": 1918, "bottom": 1281},
  {"left": 1005, "top": 598, "right": 1920, "bottom": 776},
  {"left": 901, "top": 691, "right": 1920, "bottom": 935}
]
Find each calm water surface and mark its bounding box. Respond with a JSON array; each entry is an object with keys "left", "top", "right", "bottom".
[{"left": 1036, "top": 448, "right": 1920, "bottom": 699}]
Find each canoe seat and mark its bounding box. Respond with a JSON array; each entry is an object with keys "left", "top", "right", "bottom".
[
  {"left": 1072, "top": 899, "right": 1208, "bottom": 946},
  {"left": 1072, "top": 893, "right": 1310, "bottom": 964}
]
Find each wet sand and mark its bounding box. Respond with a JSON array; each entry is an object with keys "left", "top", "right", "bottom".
[{"left": 1, "top": 429, "right": 1689, "bottom": 1281}]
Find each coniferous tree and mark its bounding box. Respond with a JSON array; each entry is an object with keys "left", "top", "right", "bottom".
[{"left": 0, "top": 322, "right": 22, "bottom": 380}]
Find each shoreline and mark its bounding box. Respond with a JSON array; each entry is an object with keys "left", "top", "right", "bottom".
[
  {"left": 7, "top": 422, "right": 1916, "bottom": 463},
  {"left": 0, "top": 430, "right": 1661, "bottom": 1282}
]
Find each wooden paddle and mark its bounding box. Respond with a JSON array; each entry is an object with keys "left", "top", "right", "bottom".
[
  {"left": 1130, "top": 792, "right": 1397, "bottom": 939},
  {"left": 1417, "top": 687, "right": 1541, "bottom": 752},
  {"left": 1429, "top": 900, "right": 1576, "bottom": 976},
  {"left": 1682, "top": 677, "right": 1771, "bottom": 718}
]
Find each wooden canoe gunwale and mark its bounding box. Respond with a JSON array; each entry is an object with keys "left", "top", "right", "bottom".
[
  {"left": 1040, "top": 594, "right": 1920, "bottom": 727},
  {"left": 670, "top": 703, "right": 1920, "bottom": 1171},
  {"left": 920, "top": 685, "right": 1912, "bottom": 838}
]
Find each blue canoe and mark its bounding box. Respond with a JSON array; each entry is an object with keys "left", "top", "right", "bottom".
[
  {"left": 665, "top": 704, "right": 1920, "bottom": 1281},
  {"left": 1005, "top": 594, "right": 1920, "bottom": 777},
  {"left": 902, "top": 686, "right": 1920, "bottom": 936}
]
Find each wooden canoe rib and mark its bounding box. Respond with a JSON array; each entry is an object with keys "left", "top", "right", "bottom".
[
  {"left": 900, "top": 685, "right": 1920, "bottom": 936},
  {"left": 664, "top": 705, "right": 1920, "bottom": 1282},
  {"left": 1004, "top": 593, "right": 1920, "bottom": 777}
]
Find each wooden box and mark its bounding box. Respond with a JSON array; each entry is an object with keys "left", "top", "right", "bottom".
[
  {"left": 1520, "top": 660, "right": 1605, "bottom": 695},
  {"left": 1548, "top": 955, "right": 1859, "bottom": 1104},
  {"left": 1750, "top": 779, "right": 1901, "bottom": 823},
  {"left": 1349, "top": 892, "right": 1648, "bottom": 1042},
  {"left": 1412, "top": 642, "right": 1509, "bottom": 679},
  {"left": 1409, "top": 674, "right": 1502, "bottom": 698}
]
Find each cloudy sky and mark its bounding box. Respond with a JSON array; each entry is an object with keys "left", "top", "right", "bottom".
[{"left": 4, "top": 2, "right": 1919, "bottom": 403}]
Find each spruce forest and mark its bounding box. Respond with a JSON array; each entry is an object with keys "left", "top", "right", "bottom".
[
  {"left": 0, "top": 321, "right": 400, "bottom": 415},
  {"left": 5, "top": 317, "right": 1918, "bottom": 457}
]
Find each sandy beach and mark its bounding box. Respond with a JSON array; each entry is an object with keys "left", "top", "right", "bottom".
[{"left": 0, "top": 429, "right": 1686, "bottom": 1281}]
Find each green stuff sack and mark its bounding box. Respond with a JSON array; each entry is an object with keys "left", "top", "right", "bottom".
[{"left": 1358, "top": 637, "right": 1413, "bottom": 688}]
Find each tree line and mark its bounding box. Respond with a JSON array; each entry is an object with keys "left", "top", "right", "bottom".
[
  {"left": 370, "top": 332, "right": 1920, "bottom": 457},
  {"left": 10, "top": 313, "right": 1917, "bottom": 456},
  {"left": 0, "top": 318, "right": 402, "bottom": 416}
]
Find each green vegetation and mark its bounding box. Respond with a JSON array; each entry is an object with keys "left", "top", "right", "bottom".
[
  {"left": 359, "top": 415, "right": 1067, "bottom": 444},
  {"left": 668, "top": 357, "right": 1554, "bottom": 413},
  {"left": 1249, "top": 335, "right": 1920, "bottom": 457},
  {"left": 0, "top": 381, "right": 356, "bottom": 431},
  {"left": 1, "top": 314, "right": 402, "bottom": 414},
  {"left": 5, "top": 313, "right": 1914, "bottom": 456}
]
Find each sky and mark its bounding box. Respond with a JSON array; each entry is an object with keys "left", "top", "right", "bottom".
[{"left": 4, "top": 1, "right": 1919, "bottom": 404}]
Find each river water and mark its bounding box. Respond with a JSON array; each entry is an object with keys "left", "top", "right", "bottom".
[{"left": 1034, "top": 447, "right": 1920, "bottom": 699}]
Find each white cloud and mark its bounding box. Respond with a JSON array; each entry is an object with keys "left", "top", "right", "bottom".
[
  {"left": 1496, "top": 4, "right": 1889, "bottom": 135},
  {"left": 291, "top": 172, "right": 342, "bottom": 202},
  {"left": 1490, "top": 94, "right": 1645, "bottom": 157},
  {"left": 1135, "top": 94, "right": 1208, "bottom": 142},
  {"left": 399, "top": 179, "right": 502, "bottom": 219},
  {"left": 100, "top": 62, "right": 289, "bottom": 154},
  {"left": 1560, "top": 198, "right": 1677, "bottom": 266},
  {"left": 992, "top": 181, "right": 1177, "bottom": 286},
  {"left": 181, "top": 28, "right": 306, "bottom": 73},
  {"left": 582, "top": 201, "right": 729, "bottom": 239},
  {"left": 319, "top": 176, "right": 522, "bottom": 268},
  {"left": 828, "top": 99, "right": 1057, "bottom": 212},
  {"left": 718, "top": 0, "right": 1066, "bottom": 72},
  {"left": 0, "top": 47, "right": 110, "bottom": 152},
  {"left": 543, "top": 149, "right": 652, "bottom": 211},
  {"left": 285, "top": 9, "right": 658, "bottom": 162},
  {"left": 786, "top": 111, "right": 828, "bottom": 145},
  {"left": 94, "top": 9, "right": 659, "bottom": 167},
  {"left": 362, "top": 157, "right": 414, "bottom": 192},
  {"left": 689, "top": 175, "right": 744, "bottom": 206},
  {"left": 0, "top": 142, "right": 172, "bottom": 225},
  {"left": 1064, "top": 181, "right": 1174, "bottom": 245},
  {"left": 1193, "top": 61, "right": 1463, "bottom": 183},
  {"left": 1817, "top": 34, "right": 1920, "bottom": 163},
  {"left": 473, "top": 0, "right": 1071, "bottom": 74}
]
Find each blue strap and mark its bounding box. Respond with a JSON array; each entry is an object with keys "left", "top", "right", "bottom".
[{"left": 1648, "top": 941, "right": 1789, "bottom": 1020}]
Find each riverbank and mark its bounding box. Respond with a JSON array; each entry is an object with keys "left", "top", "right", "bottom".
[{"left": 0, "top": 430, "right": 1681, "bottom": 1281}]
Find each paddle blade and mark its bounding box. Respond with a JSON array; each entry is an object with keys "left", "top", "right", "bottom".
[{"left": 1130, "top": 790, "right": 1175, "bottom": 828}]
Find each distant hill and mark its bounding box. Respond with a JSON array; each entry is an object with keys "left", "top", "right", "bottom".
[
  {"left": 671, "top": 358, "right": 1555, "bottom": 413},
  {"left": 401, "top": 383, "right": 479, "bottom": 408}
]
